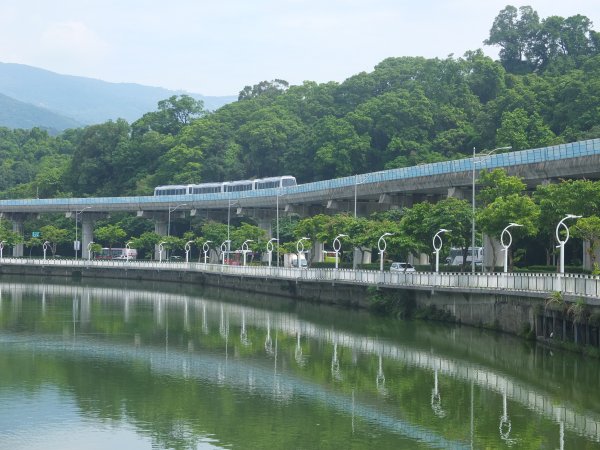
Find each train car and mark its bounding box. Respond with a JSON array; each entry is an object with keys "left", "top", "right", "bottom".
[
  {"left": 254, "top": 176, "right": 297, "bottom": 190},
  {"left": 153, "top": 176, "right": 297, "bottom": 196},
  {"left": 223, "top": 180, "right": 254, "bottom": 193},
  {"left": 154, "top": 184, "right": 190, "bottom": 196},
  {"left": 189, "top": 182, "right": 223, "bottom": 194}
]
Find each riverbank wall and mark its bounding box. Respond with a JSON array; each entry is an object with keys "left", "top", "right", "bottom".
[{"left": 1, "top": 263, "right": 598, "bottom": 349}]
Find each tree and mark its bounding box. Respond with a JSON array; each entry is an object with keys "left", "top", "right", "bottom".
[
  {"left": 238, "top": 79, "right": 289, "bottom": 101},
  {"left": 129, "top": 232, "right": 162, "bottom": 260},
  {"left": 477, "top": 168, "right": 526, "bottom": 207},
  {"left": 402, "top": 198, "right": 473, "bottom": 270},
  {"left": 230, "top": 223, "right": 268, "bottom": 252},
  {"left": 94, "top": 224, "right": 127, "bottom": 252},
  {"left": 477, "top": 194, "right": 540, "bottom": 268},
  {"left": 484, "top": 5, "right": 540, "bottom": 73},
  {"left": 572, "top": 216, "right": 600, "bottom": 268},
  {"left": 132, "top": 95, "right": 206, "bottom": 136},
  {"left": 66, "top": 119, "right": 131, "bottom": 196},
  {"left": 534, "top": 180, "right": 600, "bottom": 264},
  {"left": 495, "top": 108, "right": 559, "bottom": 150},
  {"left": 39, "top": 225, "right": 70, "bottom": 256},
  {"left": 310, "top": 116, "right": 370, "bottom": 179}
]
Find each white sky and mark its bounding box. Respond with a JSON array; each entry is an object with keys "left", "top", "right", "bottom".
[{"left": 0, "top": 1, "right": 598, "bottom": 96}]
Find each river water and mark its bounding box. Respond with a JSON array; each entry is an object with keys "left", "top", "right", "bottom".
[{"left": 0, "top": 276, "right": 599, "bottom": 449}]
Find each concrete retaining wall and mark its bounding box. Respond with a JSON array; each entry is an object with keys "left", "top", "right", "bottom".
[{"left": 0, "top": 262, "right": 578, "bottom": 343}]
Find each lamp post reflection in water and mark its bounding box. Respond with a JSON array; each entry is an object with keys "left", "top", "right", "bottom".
[
  {"left": 201, "top": 302, "right": 208, "bottom": 334},
  {"left": 499, "top": 385, "right": 516, "bottom": 445},
  {"left": 331, "top": 342, "right": 341, "bottom": 381},
  {"left": 265, "top": 316, "right": 273, "bottom": 355},
  {"left": 431, "top": 368, "right": 446, "bottom": 418},
  {"left": 240, "top": 311, "right": 250, "bottom": 346},
  {"left": 295, "top": 331, "right": 306, "bottom": 366},
  {"left": 376, "top": 354, "right": 387, "bottom": 396}
]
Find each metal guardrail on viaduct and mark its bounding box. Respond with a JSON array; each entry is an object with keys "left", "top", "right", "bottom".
[{"left": 0, "top": 138, "right": 599, "bottom": 215}]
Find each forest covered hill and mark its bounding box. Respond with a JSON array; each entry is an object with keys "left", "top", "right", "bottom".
[{"left": 0, "top": 5, "right": 599, "bottom": 200}]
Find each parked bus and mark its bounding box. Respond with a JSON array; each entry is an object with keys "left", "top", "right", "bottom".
[
  {"left": 323, "top": 251, "right": 337, "bottom": 263},
  {"left": 96, "top": 248, "right": 138, "bottom": 260},
  {"left": 446, "top": 247, "right": 483, "bottom": 266}
]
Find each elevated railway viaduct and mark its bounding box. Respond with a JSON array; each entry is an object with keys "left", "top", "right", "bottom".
[{"left": 1, "top": 139, "right": 599, "bottom": 260}]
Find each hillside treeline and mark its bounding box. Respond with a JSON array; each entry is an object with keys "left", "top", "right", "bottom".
[{"left": 1, "top": 5, "right": 600, "bottom": 199}]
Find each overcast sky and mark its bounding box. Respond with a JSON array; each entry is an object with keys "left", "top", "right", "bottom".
[{"left": 1, "top": 1, "right": 598, "bottom": 96}]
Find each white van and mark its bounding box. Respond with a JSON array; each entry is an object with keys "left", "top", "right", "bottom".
[{"left": 390, "top": 262, "right": 416, "bottom": 272}]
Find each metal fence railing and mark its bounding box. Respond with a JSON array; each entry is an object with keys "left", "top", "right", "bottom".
[{"left": 2, "top": 258, "right": 599, "bottom": 300}]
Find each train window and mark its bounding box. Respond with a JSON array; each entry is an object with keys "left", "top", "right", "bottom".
[
  {"left": 256, "top": 180, "right": 278, "bottom": 189},
  {"left": 282, "top": 177, "right": 297, "bottom": 187},
  {"left": 192, "top": 186, "right": 221, "bottom": 194},
  {"left": 225, "top": 182, "right": 252, "bottom": 192}
]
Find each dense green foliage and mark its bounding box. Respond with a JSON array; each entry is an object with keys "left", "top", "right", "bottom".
[
  {"left": 0, "top": 6, "right": 599, "bottom": 199},
  {"left": 2, "top": 6, "right": 600, "bottom": 269}
]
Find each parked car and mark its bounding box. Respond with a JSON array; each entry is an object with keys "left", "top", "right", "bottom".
[{"left": 390, "top": 262, "right": 416, "bottom": 272}]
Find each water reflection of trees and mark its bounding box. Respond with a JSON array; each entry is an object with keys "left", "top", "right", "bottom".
[{"left": 0, "top": 282, "right": 597, "bottom": 448}]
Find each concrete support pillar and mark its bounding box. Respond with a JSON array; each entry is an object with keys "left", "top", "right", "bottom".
[
  {"left": 409, "top": 252, "right": 429, "bottom": 266},
  {"left": 353, "top": 247, "right": 372, "bottom": 267},
  {"left": 314, "top": 241, "right": 324, "bottom": 263},
  {"left": 583, "top": 240, "right": 600, "bottom": 271},
  {"left": 154, "top": 220, "right": 167, "bottom": 260},
  {"left": 11, "top": 219, "right": 24, "bottom": 257},
  {"left": 81, "top": 218, "right": 95, "bottom": 260},
  {"left": 255, "top": 217, "right": 273, "bottom": 238},
  {"left": 484, "top": 234, "right": 503, "bottom": 272},
  {"left": 447, "top": 187, "right": 466, "bottom": 199}
]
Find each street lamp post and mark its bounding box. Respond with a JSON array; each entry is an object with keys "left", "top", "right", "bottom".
[
  {"left": 500, "top": 223, "right": 522, "bottom": 273},
  {"left": 267, "top": 238, "right": 278, "bottom": 267},
  {"left": 377, "top": 233, "right": 393, "bottom": 272},
  {"left": 158, "top": 241, "right": 166, "bottom": 263},
  {"left": 87, "top": 241, "right": 95, "bottom": 261},
  {"left": 184, "top": 240, "right": 194, "bottom": 263},
  {"left": 296, "top": 237, "right": 310, "bottom": 268},
  {"left": 220, "top": 240, "right": 231, "bottom": 265},
  {"left": 471, "top": 146, "right": 511, "bottom": 273},
  {"left": 333, "top": 234, "right": 348, "bottom": 270},
  {"left": 125, "top": 240, "right": 133, "bottom": 262},
  {"left": 74, "top": 206, "right": 92, "bottom": 260},
  {"left": 556, "top": 214, "right": 582, "bottom": 274},
  {"left": 203, "top": 241, "right": 212, "bottom": 264},
  {"left": 43, "top": 241, "right": 50, "bottom": 260},
  {"left": 433, "top": 229, "right": 450, "bottom": 273},
  {"left": 241, "top": 239, "right": 253, "bottom": 266}
]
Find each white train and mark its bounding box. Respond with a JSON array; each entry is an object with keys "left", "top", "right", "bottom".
[{"left": 154, "top": 176, "right": 297, "bottom": 196}]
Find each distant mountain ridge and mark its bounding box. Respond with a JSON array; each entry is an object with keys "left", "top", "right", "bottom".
[
  {"left": 0, "top": 92, "right": 82, "bottom": 131},
  {"left": 0, "top": 62, "right": 236, "bottom": 131}
]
